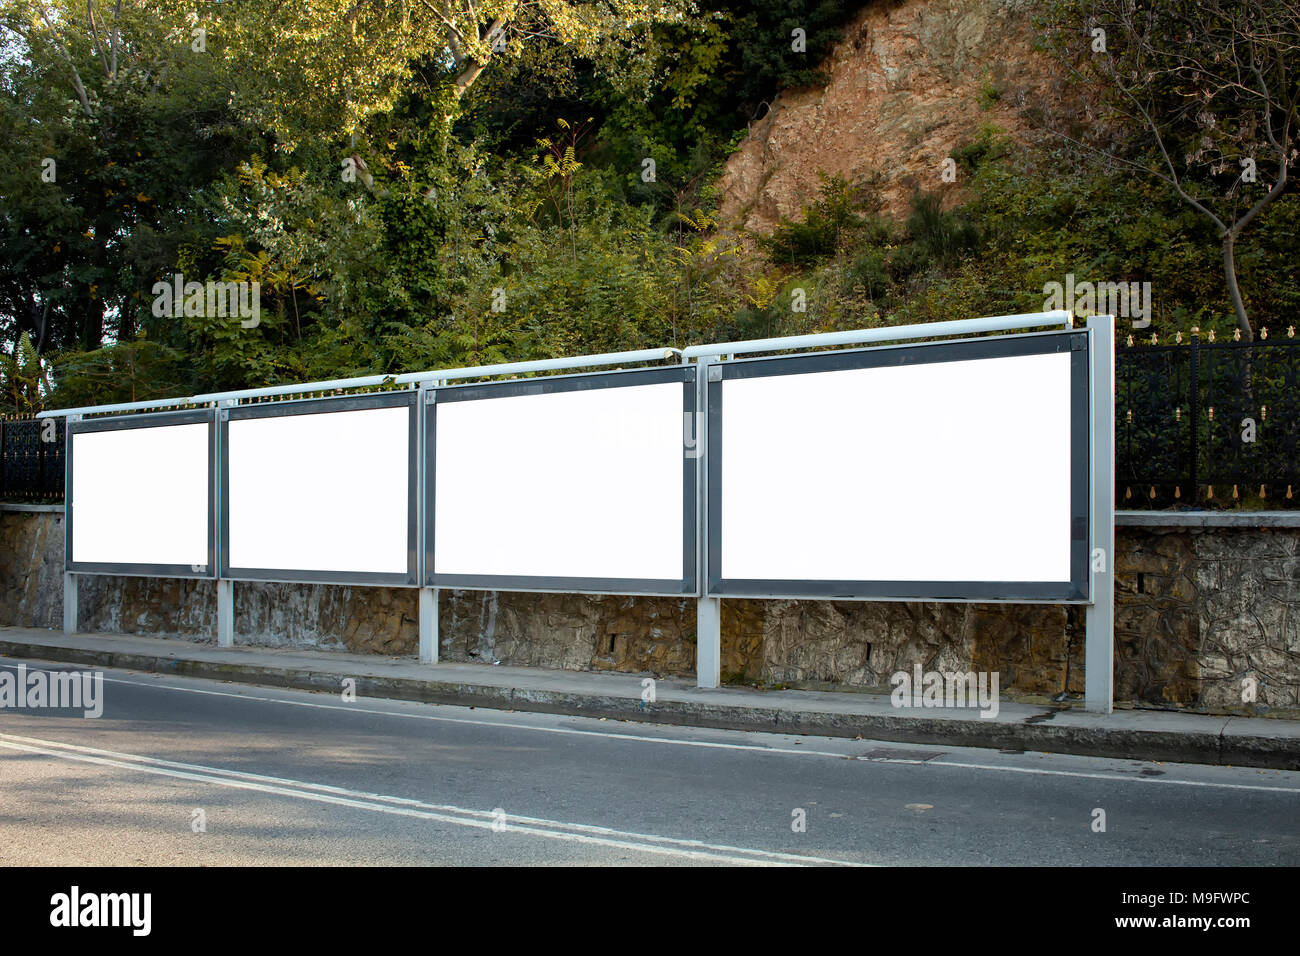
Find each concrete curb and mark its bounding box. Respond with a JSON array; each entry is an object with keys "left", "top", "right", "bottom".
[{"left": 3, "top": 637, "right": 1297, "bottom": 771}]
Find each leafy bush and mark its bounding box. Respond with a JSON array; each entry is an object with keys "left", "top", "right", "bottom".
[{"left": 759, "top": 173, "right": 881, "bottom": 265}]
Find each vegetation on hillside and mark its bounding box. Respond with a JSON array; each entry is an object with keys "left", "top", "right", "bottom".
[{"left": 0, "top": 0, "right": 1296, "bottom": 413}]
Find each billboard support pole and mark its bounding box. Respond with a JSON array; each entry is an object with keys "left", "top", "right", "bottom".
[
  {"left": 695, "top": 354, "right": 720, "bottom": 689},
  {"left": 418, "top": 382, "right": 439, "bottom": 664},
  {"left": 1085, "top": 314, "right": 1115, "bottom": 713},
  {"left": 419, "top": 588, "right": 439, "bottom": 664},
  {"left": 63, "top": 573, "right": 77, "bottom": 633},
  {"left": 216, "top": 400, "right": 233, "bottom": 648},
  {"left": 216, "top": 579, "right": 234, "bottom": 647},
  {"left": 696, "top": 595, "right": 721, "bottom": 688},
  {"left": 63, "top": 413, "right": 79, "bottom": 633}
]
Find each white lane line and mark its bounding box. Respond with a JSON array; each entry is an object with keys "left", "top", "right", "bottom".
[
  {"left": 0, "top": 732, "right": 860, "bottom": 867},
  {"left": 5, "top": 659, "right": 1299, "bottom": 795},
  {"left": 4, "top": 664, "right": 852, "bottom": 759},
  {"left": 0, "top": 730, "right": 825, "bottom": 857},
  {"left": 924, "top": 759, "right": 1300, "bottom": 793}
]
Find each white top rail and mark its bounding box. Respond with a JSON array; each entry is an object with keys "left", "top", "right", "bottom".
[
  {"left": 36, "top": 312, "right": 1072, "bottom": 418},
  {"left": 37, "top": 347, "right": 681, "bottom": 418},
  {"left": 679, "top": 311, "right": 1073, "bottom": 360}
]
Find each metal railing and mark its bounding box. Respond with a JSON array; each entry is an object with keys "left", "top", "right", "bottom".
[
  {"left": 24, "top": 311, "right": 1296, "bottom": 511},
  {"left": 0, "top": 415, "right": 65, "bottom": 500},
  {"left": 1117, "top": 329, "right": 1300, "bottom": 508}
]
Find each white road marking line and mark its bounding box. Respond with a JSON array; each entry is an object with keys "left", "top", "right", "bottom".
[
  {"left": 0, "top": 732, "right": 860, "bottom": 867},
  {"left": 923, "top": 758, "right": 1299, "bottom": 792},
  {"left": 4, "top": 659, "right": 1299, "bottom": 795},
  {"left": 3, "top": 663, "right": 852, "bottom": 758}
]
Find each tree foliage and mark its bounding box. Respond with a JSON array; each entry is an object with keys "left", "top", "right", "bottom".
[
  {"left": 1041, "top": 0, "right": 1300, "bottom": 339},
  {"left": 1, "top": 0, "right": 1297, "bottom": 417}
]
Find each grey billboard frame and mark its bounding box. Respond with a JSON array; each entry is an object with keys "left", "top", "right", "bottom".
[
  {"left": 705, "top": 329, "right": 1091, "bottom": 603},
  {"left": 423, "top": 364, "right": 698, "bottom": 596},
  {"left": 219, "top": 390, "right": 420, "bottom": 587},
  {"left": 64, "top": 407, "right": 217, "bottom": 579},
  {"left": 46, "top": 311, "right": 1114, "bottom": 710}
]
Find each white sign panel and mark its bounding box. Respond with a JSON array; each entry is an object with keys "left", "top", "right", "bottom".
[
  {"left": 70, "top": 417, "right": 211, "bottom": 570},
  {"left": 714, "top": 339, "right": 1084, "bottom": 598},
  {"left": 432, "top": 373, "right": 689, "bottom": 588},
  {"left": 225, "top": 400, "right": 413, "bottom": 579}
]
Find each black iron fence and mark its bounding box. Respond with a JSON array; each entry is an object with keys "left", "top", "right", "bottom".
[
  {"left": 1118, "top": 330, "right": 1300, "bottom": 508},
  {"left": 3, "top": 332, "right": 1297, "bottom": 508},
  {"left": 0, "top": 416, "right": 65, "bottom": 501}
]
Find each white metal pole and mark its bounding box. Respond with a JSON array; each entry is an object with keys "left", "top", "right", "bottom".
[
  {"left": 419, "top": 588, "right": 439, "bottom": 664},
  {"left": 38, "top": 314, "right": 1068, "bottom": 421},
  {"left": 417, "top": 382, "right": 439, "bottom": 664},
  {"left": 37, "top": 348, "right": 682, "bottom": 419},
  {"left": 62, "top": 572, "right": 77, "bottom": 634},
  {"left": 214, "top": 399, "right": 233, "bottom": 647},
  {"left": 62, "top": 412, "right": 78, "bottom": 634},
  {"left": 1085, "top": 314, "right": 1116, "bottom": 713},
  {"left": 217, "top": 579, "right": 234, "bottom": 647},
  {"left": 694, "top": 354, "right": 721, "bottom": 688},
  {"left": 681, "top": 310, "right": 1073, "bottom": 360},
  {"left": 696, "top": 596, "right": 721, "bottom": 689}
]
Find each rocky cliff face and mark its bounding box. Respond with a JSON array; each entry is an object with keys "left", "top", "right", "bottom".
[{"left": 717, "top": 0, "right": 1055, "bottom": 230}]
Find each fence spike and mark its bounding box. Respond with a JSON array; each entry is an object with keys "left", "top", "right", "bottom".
[
  {"left": 1125, "top": 486, "right": 1132, "bottom": 500},
  {"left": 1289, "top": 326, "right": 1296, "bottom": 338},
  {"left": 1175, "top": 485, "right": 1181, "bottom": 499},
  {"left": 1208, "top": 329, "right": 1216, "bottom": 342},
  {"left": 1208, "top": 485, "right": 1214, "bottom": 499},
  {"left": 1260, "top": 327, "right": 1268, "bottom": 339},
  {"left": 1127, "top": 334, "right": 1134, "bottom": 347},
  {"left": 1288, "top": 485, "right": 1294, "bottom": 499},
  {"left": 1208, "top": 406, "right": 1214, "bottom": 421},
  {"left": 1233, "top": 484, "right": 1239, "bottom": 499},
  {"left": 1149, "top": 485, "right": 1157, "bottom": 499},
  {"left": 1261, "top": 405, "right": 1267, "bottom": 420},
  {"left": 1175, "top": 406, "right": 1181, "bottom": 422},
  {"left": 1260, "top": 484, "right": 1266, "bottom": 499},
  {"left": 1234, "top": 328, "right": 1241, "bottom": 341},
  {"left": 1176, "top": 331, "right": 1183, "bottom": 344}
]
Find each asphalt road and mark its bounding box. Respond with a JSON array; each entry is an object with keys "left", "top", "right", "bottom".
[{"left": 1, "top": 656, "right": 1298, "bottom": 866}]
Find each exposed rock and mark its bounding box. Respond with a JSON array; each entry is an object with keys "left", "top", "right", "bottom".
[
  {"left": 1196, "top": 528, "right": 1300, "bottom": 710},
  {"left": 717, "top": 0, "right": 1057, "bottom": 231},
  {"left": 0, "top": 510, "right": 63, "bottom": 629}
]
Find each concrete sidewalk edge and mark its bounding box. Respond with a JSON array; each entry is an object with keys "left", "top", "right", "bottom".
[{"left": 2, "top": 637, "right": 1296, "bottom": 771}]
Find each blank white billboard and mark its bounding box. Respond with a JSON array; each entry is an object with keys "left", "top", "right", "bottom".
[
  {"left": 716, "top": 347, "right": 1078, "bottom": 591},
  {"left": 432, "top": 376, "right": 687, "bottom": 586},
  {"left": 70, "top": 419, "right": 210, "bottom": 569},
  {"left": 225, "top": 401, "right": 412, "bottom": 578}
]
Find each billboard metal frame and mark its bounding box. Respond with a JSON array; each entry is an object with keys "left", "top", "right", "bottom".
[
  {"left": 64, "top": 407, "right": 217, "bottom": 580},
  {"left": 44, "top": 310, "right": 1118, "bottom": 712},
  {"left": 423, "top": 364, "right": 697, "bottom": 597},
  {"left": 218, "top": 390, "right": 420, "bottom": 587},
  {"left": 704, "top": 329, "right": 1091, "bottom": 603}
]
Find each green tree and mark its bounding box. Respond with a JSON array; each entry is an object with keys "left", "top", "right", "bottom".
[
  {"left": 0, "top": 0, "right": 260, "bottom": 355},
  {"left": 1043, "top": 0, "right": 1299, "bottom": 340}
]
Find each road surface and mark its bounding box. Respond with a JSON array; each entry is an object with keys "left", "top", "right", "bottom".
[{"left": 1, "top": 656, "right": 1297, "bottom": 866}]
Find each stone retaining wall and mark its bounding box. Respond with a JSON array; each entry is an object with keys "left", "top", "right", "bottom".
[{"left": 3, "top": 508, "right": 1296, "bottom": 709}]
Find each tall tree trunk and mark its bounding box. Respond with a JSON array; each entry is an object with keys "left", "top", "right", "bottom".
[
  {"left": 35, "top": 299, "right": 50, "bottom": 353},
  {"left": 81, "top": 302, "right": 104, "bottom": 352},
  {"left": 118, "top": 298, "right": 134, "bottom": 341},
  {"left": 1222, "top": 232, "right": 1253, "bottom": 342}
]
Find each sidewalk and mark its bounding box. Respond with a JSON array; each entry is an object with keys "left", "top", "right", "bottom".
[{"left": 2, "top": 626, "right": 1297, "bottom": 771}]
